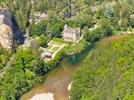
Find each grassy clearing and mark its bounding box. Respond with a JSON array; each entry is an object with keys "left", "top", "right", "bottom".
[
  {"left": 41, "top": 38, "right": 66, "bottom": 62},
  {"left": 50, "top": 41, "right": 64, "bottom": 45},
  {"left": 52, "top": 38, "right": 70, "bottom": 44},
  {"left": 51, "top": 46, "right": 60, "bottom": 51}
]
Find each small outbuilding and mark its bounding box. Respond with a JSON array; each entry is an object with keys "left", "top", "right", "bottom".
[{"left": 41, "top": 51, "right": 53, "bottom": 59}]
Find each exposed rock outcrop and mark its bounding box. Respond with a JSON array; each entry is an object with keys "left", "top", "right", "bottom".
[
  {"left": 29, "top": 12, "right": 48, "bottom": 24},
  {"left": 0, "top": 24, "right": 13, "bottom": 49},
  {"left": 0, "top": 10, "right": 13, "bottom": 49},
  {"left": 0, "top": 10, "right": 12, "bottom": 27}
]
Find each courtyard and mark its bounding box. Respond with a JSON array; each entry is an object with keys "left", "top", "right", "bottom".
[{"left": 40, "top": 40, "right": 66, "bottom": 62}]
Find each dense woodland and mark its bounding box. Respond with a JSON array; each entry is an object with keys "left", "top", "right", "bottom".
[
  {"left": 0, "top": 0, "right": 134, "bottom": 100},
  {"left": 71, "top": 35, "right": 134, "bottom": 100},
  {"left": 0, "top": 48, "right": 48, "bottom": 99},
  {"left": 0, "top": 0, "right": 134, "bottom": 40},
  {"left": 0, "top": 48, "right": 11, "bottom": 70}
]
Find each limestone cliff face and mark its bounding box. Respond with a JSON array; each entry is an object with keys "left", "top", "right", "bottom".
[
  {"left": 0, "top": 10, "right": 12, "bottom": 27},
  {"left": 0, "top": 10, "right": 13, "bottom": 49},
  {"left": 0, "top": 24, "right": 13, "bottom": 49}
]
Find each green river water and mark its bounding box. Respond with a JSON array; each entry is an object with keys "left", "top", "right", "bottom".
[{"left": 21, "top": 47, "right": 90, "bottom": 100}]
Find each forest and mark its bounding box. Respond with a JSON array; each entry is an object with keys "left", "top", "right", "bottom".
[
  {"left": 0, "top": 0, "right": 134, "bottom": 40},
  {"left": 0, "top": 0, "right": 134, "bottom": 100},
  {"left": 71, "top": 35, "right": 134, "bottom": 100}
]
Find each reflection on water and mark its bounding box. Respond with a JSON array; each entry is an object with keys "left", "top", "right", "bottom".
[{"left": 21, "top": 47, "right": 90, "bottom": 100}]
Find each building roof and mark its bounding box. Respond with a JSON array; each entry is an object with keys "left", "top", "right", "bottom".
[
  {"left": 41, "top": 51, "right": 53, "bottom": 58},
  {"left": 44, "top": 51, "right": 52, "bottom": 55},
  {"left": 63, "top": 25, "right": 80, "bottom": 35}
]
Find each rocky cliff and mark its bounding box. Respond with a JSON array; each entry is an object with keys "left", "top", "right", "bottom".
[
  {"left": 0, "top": 24, "right": 13, "bottom": 49},
  {"left": 0, "top": 10, "right": 13, "bottom": 49}
]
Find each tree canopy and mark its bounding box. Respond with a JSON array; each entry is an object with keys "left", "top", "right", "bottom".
[
  {"left": 71, "top": 35, "right": 134, "bottom": 100},
  {"left": 0, "top": 48, "right": 47, "bottom": 99}
]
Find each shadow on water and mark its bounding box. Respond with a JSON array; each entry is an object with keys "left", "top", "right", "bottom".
[{"left": 66, "top": 44, "right": 93, "bottom": 64}]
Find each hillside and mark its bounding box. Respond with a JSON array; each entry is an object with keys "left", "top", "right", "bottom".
[
  {"left": 0, "top": 0, "right": 134, "bottom": 100},
  {"left": 71, "top": 34, "right": 134, "bottom": 100},
  {"left": 0, "top": 0, "right": 134, "bottom": 36}
]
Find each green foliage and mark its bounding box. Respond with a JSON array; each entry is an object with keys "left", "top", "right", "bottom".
[
  {"left": 46, "top": 48, "right": 65, "bottom": 69},
  {"left": 129, "top": 15, "right": 134, "bottom": 28},
  {"left": 71, "top": 35, "right": 134, "bottom": 100},
  {"left": 1, "top": 0, "right": 134, "bottom": 34},
  {"left": 29, "top": 20, "right": 48, "bottom": 37},
  {"left": 104, "top": 5, "right": 114, "bottom": 19},
  {"left": 50, "top": 19, "right": 64, "bottom": 37},
  {"left": 29, "top": 18, "right": 64, "bottom": 38},
  {"left": 64, "top": 39, "right": 90, "bottom": 55},
  {"left": 84, "top": 25, "right": 113, "bottom": 43},
  {"left": 0, "top": 0, "right": 134, "bottom": 99},
  {"left": 37, "top": 35, "right": 48, "bottom": 47},
  {"left": 1, "top": 0, "right": 31, "bottom": 32},
  {"left": 0, "top": 47, "right": 12, "bottom": 70},
  {"left": 0, "top": 48, "right": 47, "bottom": 99}
]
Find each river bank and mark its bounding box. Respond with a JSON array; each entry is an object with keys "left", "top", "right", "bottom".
[{"left": 20, "top": 44, "right": 91, "bottom": 100}]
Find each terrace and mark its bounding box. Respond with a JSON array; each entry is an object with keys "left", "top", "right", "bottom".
[{"left": 40, "top": 40, "right": 66, "bottom": 62}]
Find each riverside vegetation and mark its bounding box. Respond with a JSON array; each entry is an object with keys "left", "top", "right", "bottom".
[
  {"left": 0, "top": 0, "right": 134, "bottom": 100},
  {"left": 71, "top": 35, "right": 134, "bottom": 100}
]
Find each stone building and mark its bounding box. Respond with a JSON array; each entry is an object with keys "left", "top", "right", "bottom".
[
  {"left": 62, "top": 24, "right": 81, "bottom": 42},
  {"left": 41, "top": 51, "right": 53, "bottom": 59}
]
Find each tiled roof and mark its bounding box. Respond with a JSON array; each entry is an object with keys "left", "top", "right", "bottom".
[{"left": 41, "top": 51, "right": 53, "bottom": 58}]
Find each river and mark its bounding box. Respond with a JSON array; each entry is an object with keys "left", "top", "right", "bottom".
[{"left": 20, "top": 47, "right": 90, "bottom": 100}]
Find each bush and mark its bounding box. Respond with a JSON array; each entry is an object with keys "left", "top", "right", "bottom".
[
  {"left": 37, "top": 35, "right": 48, "bottom": 47},
  {"left": 46, "top": 49, "right": 65, "bottom": 69},
  {"left": 0, "top": 47, "right": 12, "bottom": 70},
  {"left": 29, "top": 20, "right": 48, "bottom": 37}
]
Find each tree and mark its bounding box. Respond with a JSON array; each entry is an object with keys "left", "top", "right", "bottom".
[
  {"left": 0, "top": 47, "right": 12, "bottom": 70},
  {"left": 29, "top": 20, "right": 48, "bottom": 37},
  {"left": 37, "top": 35, "right": 48, "bottom": 47},
  {"left": 71, "top": 35, "right": 134, "bottom": 100},
  {"left": 0, "top": 48, "right": 47, "bottom": 99},
  {"left": 130, "top": 15, "right": 134, "bottom": 28},
  {"left": 50, "top": 20, "right": 64, "bottom": 37},
  {"left": 104, "top": 5, "right": 114, "bottom": 19}
]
